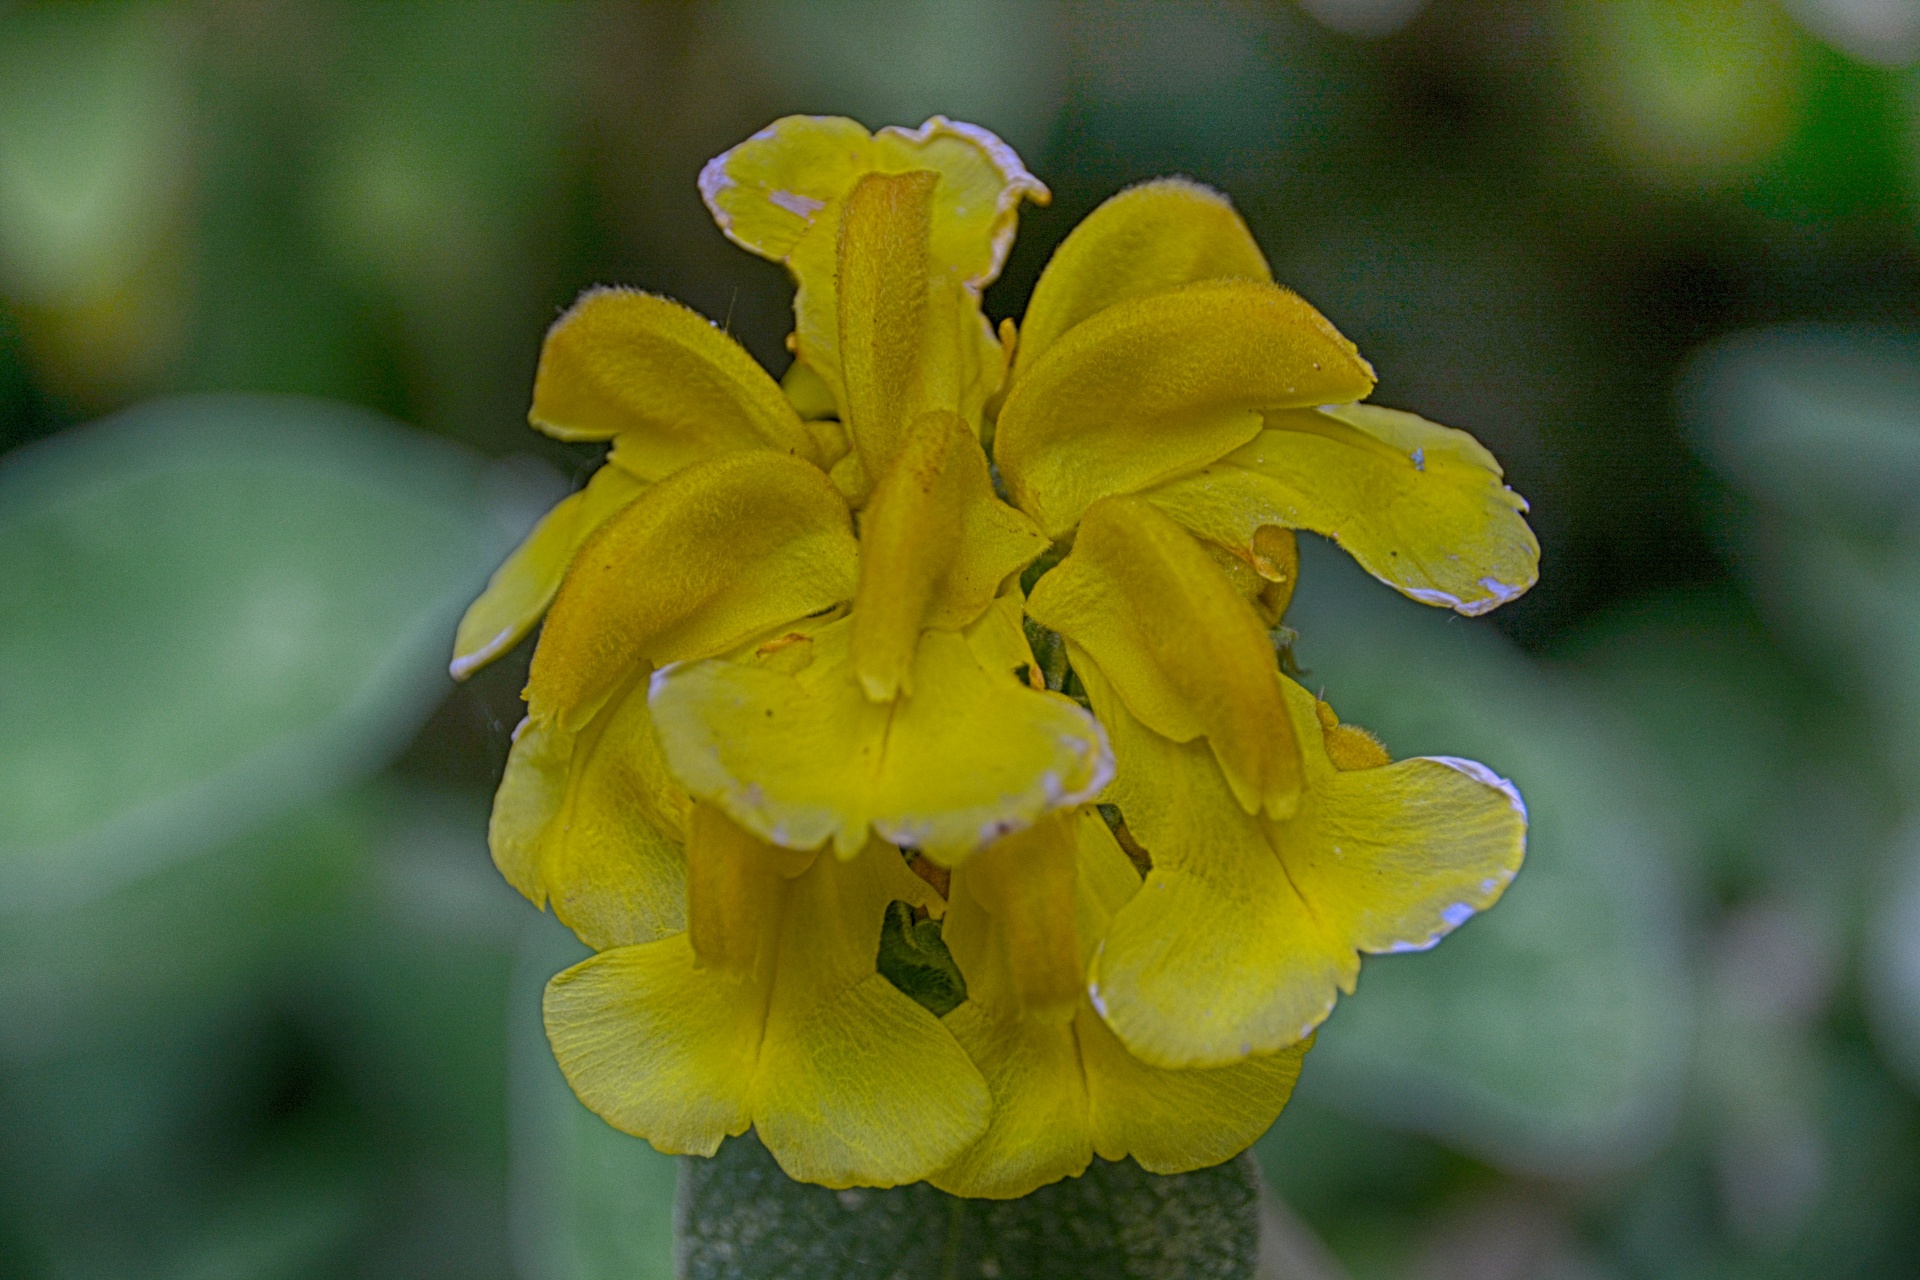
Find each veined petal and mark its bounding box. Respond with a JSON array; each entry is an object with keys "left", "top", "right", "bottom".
[
  {"left": 1147, "top": 403, "right": 1539, "bottom": 617},
  {"left": 699, "top": 114, "right": 1048, "bottom": 288},
  {"left": 1080, "top": 1006, "right": 1306, "bottom": 1173},
  {"left": 933, "top": 1003, "right": 1091, "bottom": 1198},
  {"left": 527, "top": 450, "right": 857, "bottom": 731},
  {"left": 529, "top": 289, "right": 820, "bottom": 472},
  {"left": 1026, "top": 496, "right": 1301, "bottom": 818},
  {"left": 648, "top": 618, "right": 1112, "bottom": 866},
  {"left": 1080, "top": 656, "right": 1527, "bottom": 1068},
  {"left": 852, "top": 411, "right": 1047, "bottom": 700},
  {"left": 753, "top": 841, "right": 990, "bottom": 1187},
  {"left": 686, "top": 802, "right": 814, "bottom": 974},
  {"left": 995, "top": 279, "right": 1376, "bottom": 537},
  {"left": 1077, "top": 655, "right": 1352, "bottom": 1069},
  {"left": 1013, "top": 178, "right": 1271, "bottom": 382},
  {"left": 1280, "top": 690, "right": 1528, "bottom": 958},
  {"left": 543, "top": 933, "right": 764, "bottom": 1156},
  {"left": 489, "top": 681, "right": 689, "bottom": 950},
  {"left": 451, "top": 463, "right": 647, "bottom": 680}
]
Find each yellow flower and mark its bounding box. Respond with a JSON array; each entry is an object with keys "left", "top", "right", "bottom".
[{"left": 453, "top": 113, "right": 1539, "bottom": 1194}]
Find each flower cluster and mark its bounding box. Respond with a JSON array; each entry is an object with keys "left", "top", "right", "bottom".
[{"left": 453, "top": 116, "right": 1536, "bottom": 1197}]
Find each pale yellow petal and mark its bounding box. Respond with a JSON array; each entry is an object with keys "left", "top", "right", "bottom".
[
  {"left": 1147, "top": 403, "right": 1539, "bottom": 616},
  {"left": 527, "top": 450, "right": 857, "bottom": 730},
  {"left": 851, "top": 411, "right": 1046, "bottom": 700},
  {"left": 1013, "top": 177, "right": 1271, "bottom": 382},
  {"left": 1026, "top": 496, "right": 1300, "bottom": 818},
  {"left": 543, "top": 934, "right": 763, "bottom": 1156},
  {"left": 451, "top": 463, "right": 648, "bottom": 680},
  {"left": 529, "top": 289, "right": 819, "bottom": 472},
  {"left": 995, "top": 279, "right": 1376, "bottom": 537},
  {"left": 648, "top": 620, "right": 1112, "bottom": 865}
]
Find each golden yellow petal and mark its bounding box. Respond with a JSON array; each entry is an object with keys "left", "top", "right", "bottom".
[
  {"left": 528, "top": 289, "right": 819, "bottom": 472},
  {"left": 451, "top": 463, "right": 647, "bottom": 681},
  {"left": 1077, "top": 656, "right": 1353, "bottom": 1068},
  {"left": 995, "top": 279, "right": 1376, "bottom": 537},
  {"left": 932, "top": 1003, "right": 1093, "bottom": 1198},
  {"left": 956, "top": 816, "right": 1082, "bottom": 1021},
  {"left": 543, "top": 934, "right": 764, "bottom": 1156},
  {"left": 1147, "top": 402, "right": 1539, "bottom": 617},
  {"left": 1013, "top": 177, "right": 1271, "bottom": 382},
  {"left": 962, "top": 590, "right": 1042, "bottom": 685},
  {"left": 649, "top": 619, "right": 1112, "bottom": 865},
  {"left": 1080, "top": 1006, "right": 1307, "bottom": 1173},
  {"left": 851, "top": 411, "right": 1047, "bottom": 700},
  {"left": 686, "top": 802, "right": 815, "bottom": 974},
  {"left": 1275, "top": 678, "right": 1528, "bottom": 957},
  {"left": 1027, "top": 497, "right": 1301, "bottom": 818},
  {"left": 752, "top": 844, "right": 990, "bottom": 1188},
  {"left": 527, "top": 450, "right": 857, "bottom": 730},
  {"left": 700, "top": 114, "right": 1047, "bottom": 288}
]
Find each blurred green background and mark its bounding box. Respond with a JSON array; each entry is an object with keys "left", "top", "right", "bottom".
[{"left": 6, "top": 1, "right": 1920, "bottom": 1277}]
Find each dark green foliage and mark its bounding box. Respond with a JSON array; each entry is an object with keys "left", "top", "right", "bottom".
[{"left": 875, "top": 900, "right": 968, "bottom": 1017}]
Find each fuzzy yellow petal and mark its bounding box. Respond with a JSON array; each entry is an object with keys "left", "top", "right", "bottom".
[
  {"left": 648, "top": 619, "right": 1112, "bottom": 865},
  {"left": 527, "top": 450, "right": 857, "bottom": 731},
  {"left": 752, "top": 843, "right": 990, "bottom": 1187},
  {"left": 528, "top": 289, "right": 820, "bottom": 473},
  {"left": 543, "top": 933, "right": 764, "bottom": 1156},
  {"left": 1077, "top": 655, "right": 1352, "bottom": 1068},
  {"left": 851, "top": 411, "right": 1047, "bottom": 700},
  {"left": 1079, "top": 1005, "right": 1306, "bottom": 1173},
  {"left": 699, "top": 114, "right": 1047, "bottom": 288},
  {"left": 1012, "top": 177, "right": 1271, "bottom": 382},
  {"left": 994, "top": 279, "right": 1376, "bottom": 537},
  {"left": 451, "top": 463, "right": 648, "bottom": 680},
  {"left": 488, "top": 681, "right": 689, "bottom": 950},
  {"left": 1147, "top": 403, "right": 1539, "bottom": 617},
  {"left": 1026, "top": 496, "right": 1301, "bottom": 818}
]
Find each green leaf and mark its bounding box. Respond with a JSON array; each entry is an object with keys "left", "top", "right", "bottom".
[
  {"left": 0, "top": 394, "right": 543, "bottom": 908},
  {"left": 1278, "top": 541, "right": 1694, "bottom": 1178},
  {"left": 876, "top": 899, "right": 969, "bottom": 1016},
  {"left": 509, "top": 913, "right": 680, "bottom": 1280},
  {"left": 680, "top": 1132, "right": 1261, "bottom": 1280}
]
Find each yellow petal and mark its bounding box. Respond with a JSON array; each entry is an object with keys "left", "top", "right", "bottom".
[
  {"left": 1013, "top": 177, "right": 1271, "bottom": 383},
  {"left": 851, "top": 410, "right": 1047, "bottom": 700},
  {"left": 649, "top": 619, "right": 1112, "bottom": 865},
  {"left": 962, "top": 590, "right": 1041, "bottom": 685},
  {"left": 699, "top": 114, "right": 1047, "bottom": 288},
  {"left": 1147, "top": 402, "right": 1539, "bottom": 617},
  {"left": 933, "top": 1003, "right": 1092, "bottom": 1198},
  {"left": 489, "top": 681, "right": 689, "bottom": 951},
  {"left": 752, "top": 843, "right": 990, "bottom": 1187},
  {"left": 686, "top": 802, "right": 814, "bottom": 974},
  {"left": 1080, "top": 1005, "right": 1307, "bottom": 1173},
  {"left": 451, "top": 463, "right": 648, "bottom": 680},
  {"left": 1077, "top": 654, "right": 1352, "bottom": 1068},
  {"left": 527, "top": 450, "right": 857, "bottom": 730},
  {"left": 528, "top": 288, "right": 819, "bottom": 473},
  {"left": 1080, "top": 655, "right": 1527, "bottom": 1068},
  {"left": 995, "top": 279, "right": 1376, "bottom": 537},
  {"left": 1279, "top": 699, "right": 1527, "bottom": 959},
  {"left": 543, "top": 933, "right": 764, "bottom": 1156},
  {"left": 1026, "top": 496, "right": 1301, "bottom": 818},
  {"left": 956, "top": 815, "right": 1083, "bottom": 1020}
]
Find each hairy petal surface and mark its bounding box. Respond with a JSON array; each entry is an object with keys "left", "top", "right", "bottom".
[
  {"left": 1026, "top": 496, "right": 1301, "bottom": 818},
  {"left": 995, "top": 279, "right": 1376, "bottom": 537},
  {"left": 1013, "top": 177, "right": 1271, "bottom": 381},
  {"left": 451, "top": 463, "right": 647, "bottom": 680},
  {"left": 648, "top": 619, "right": 1112, "bottom": 866},
  {"left": 1148, "top": 403, "right": 1539, "bottom": 616},
  {"left": 527, "top": 451, "right": 857, "bottom": 731},
  {"left": 529, "top": 289, "right": 820, "bottom": 473}
]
